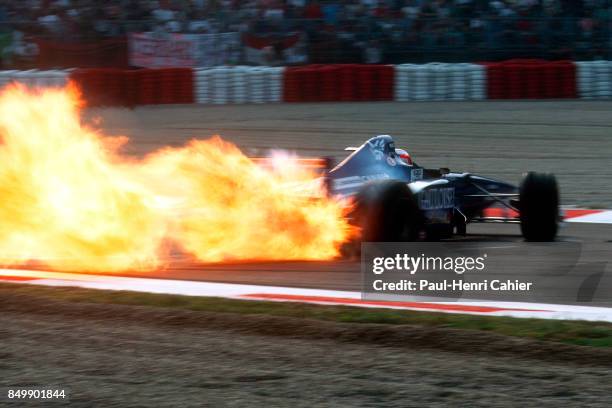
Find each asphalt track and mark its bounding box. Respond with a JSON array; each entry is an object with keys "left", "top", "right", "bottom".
[
  {"left": 101, "top": 222, "right": 608, "bottom": 306},
  {"left": 84, "top": 101, "right": 612, "bottom": 306}
]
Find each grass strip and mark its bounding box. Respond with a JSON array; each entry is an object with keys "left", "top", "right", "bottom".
[{"left": 2, "top": 282, "right": 612, "bottom": 348}]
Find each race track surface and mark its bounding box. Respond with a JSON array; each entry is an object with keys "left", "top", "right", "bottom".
[
  {"left": 104, "top": 222, "right": 609, "bottom": 306},
  {"left": 82, "top": 101, "right": 612, "bottom": 304}
]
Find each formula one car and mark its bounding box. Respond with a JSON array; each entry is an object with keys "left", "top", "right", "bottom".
[{"left": 327, "top": 135, "right": 560, "bottom": 242}]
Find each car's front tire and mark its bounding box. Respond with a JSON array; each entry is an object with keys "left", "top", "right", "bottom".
[{"left": 519, "top": 172, "right": 559, "bottom": 241}]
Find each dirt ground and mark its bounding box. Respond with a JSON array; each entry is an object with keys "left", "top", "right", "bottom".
[
  {"left": 87, "top": 100, "right": 612, "bottom": 207},
  {"left": 2, "top": 291, "right": 612, "bottom": 408}
]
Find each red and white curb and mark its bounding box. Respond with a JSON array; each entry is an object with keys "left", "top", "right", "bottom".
[
  {"left": 1, "top": 268, "right": 612, "bottom": 322},
  {"left": 482, "top": 207, "right": 612, "bottom": 224},
  {"left": 564, "top": 208, "right": 612, "bottom": 224}
]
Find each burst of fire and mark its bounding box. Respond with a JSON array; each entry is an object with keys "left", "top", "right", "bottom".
[{"left": 0, "top": 84, "right": 354, "bottom": 272}]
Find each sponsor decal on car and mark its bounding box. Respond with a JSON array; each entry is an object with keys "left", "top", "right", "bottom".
[
  {"left": 367, "top": 138, "right": 387, "bottom": 161},
  {"left": 410, "top": 168, "right": 423, "bottom": 181},
  {"left": 419, "top": 187, "right": 455, "bottom": 210}
]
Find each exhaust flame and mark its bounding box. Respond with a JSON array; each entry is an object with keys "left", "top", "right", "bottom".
[{"left": 0, "top": 84, "right": 353, "bottom": 272}]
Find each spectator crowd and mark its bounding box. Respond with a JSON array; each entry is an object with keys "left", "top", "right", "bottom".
[{"left": 0, "top": 0, "right": 610, "bottom": 64}]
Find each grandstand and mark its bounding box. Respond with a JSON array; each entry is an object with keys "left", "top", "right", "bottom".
[{"left": 0, "top": 0, "right": 610, "bottom": 68}]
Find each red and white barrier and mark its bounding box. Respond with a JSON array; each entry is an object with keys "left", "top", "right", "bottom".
[
  {"left": 194, "top": 66, "right": 284, "bottom": 104},
  {"left": 283, "top": 64, "right": 394, "bottom": 102},
  {"left": 485, "top": 59, "right": 577, "bottom": 99},
  {"left": 576, "top": 60, "right": 612, "bottom": 99},
  {"left": 68, "top": 68, "right": 193, "bottom": 106},
  {"left": 0, "top": 59, "right": 609, "bottom": 106},
  {"left": 395, "top": 63, "right": 486, "bottom": 101}
]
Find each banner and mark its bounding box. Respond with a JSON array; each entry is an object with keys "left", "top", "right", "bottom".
[
  {"left": 129, "top": 32, "right": 240, "bottom": 68},
  {"left": 129, "top": 32, "right": 198, "bottom": 67}
]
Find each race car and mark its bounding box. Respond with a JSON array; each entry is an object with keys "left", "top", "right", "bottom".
[{"left": 327, "top": 135, "right": 560, "bottom": 242}]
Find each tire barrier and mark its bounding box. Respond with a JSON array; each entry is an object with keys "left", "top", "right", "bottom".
[
  {"left": 69, "top": 68, "right": 194, "bottom": 107},
  {"left": 133, "top": 68, "right": 194, "bottom": 105},
  {"left": 395, "top": 63, "right": 486, "bottom": 101},
  {"left": 69, "top": 68, "right": 129, "bottom": 106},
  {"left": 194, "top": 66, "right": 284, "bottom": 104},
  {"left": 0, "top": 69, "right": 70, "bottom": 89},
  {"left": 284, "top": 64, "right": 394, "bottom": 102},
  {"left": 485, "top": 60, "right": 576, "bottom": 99},
  {"left": 576, "top": 60, "right": 612, "bottom": 99},
  {"left": 1, "top": 61, "right": 610, "bottom": 106}
]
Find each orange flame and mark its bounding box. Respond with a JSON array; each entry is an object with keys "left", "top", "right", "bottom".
[{"left": 0, "top": 84, "right": 353, "bottom": 272}]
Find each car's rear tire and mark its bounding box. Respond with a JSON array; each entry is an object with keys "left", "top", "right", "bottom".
[
  {"left": 352, "top": 180, "right": 423, "bottom": 242},
  {"left": 519, "top": 172, "right": 559, "bottom": 241}
]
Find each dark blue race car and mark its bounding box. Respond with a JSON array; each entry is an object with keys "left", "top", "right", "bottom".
[{"left": 327, "top": 135, "right": 560, "bottom": 242}]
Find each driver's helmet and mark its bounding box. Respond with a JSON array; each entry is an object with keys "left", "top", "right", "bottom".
[{"left": 394, "top": 148, "right": 413, "bottom": 165}]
